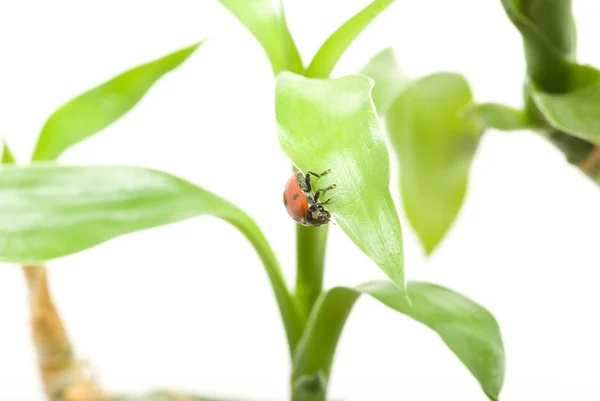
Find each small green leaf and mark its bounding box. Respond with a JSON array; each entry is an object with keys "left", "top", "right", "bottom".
[
  {"left": 305, "top": 0, "right": 397, "bottom": 78},
  {"left": 359, "top": 48, "right": 410, "bottom": 115},
  {"left": 293, "top": 281, "right": 505, "bottom": 401},
  {"left": 276, "top": 72, "right": 406, "bottom": 294},
  {"left": 386, "top": 73, "right": 483, "bottom": 254},
  {"left": 2, "top": 140, "right": 15, "bottom": 164},
  {"left": 0, "top": 164, "right": 303, "bottom": 355},
  {"left": 32, "top": 42, "right": 203, "bottom": 161},
  {"left": 464, "top": 103, "right": 531, "bottom": 131},
  {"left": 218, "top": 0, "right": 302, "bottom": 74},
  {"left": 531, "top": 70, "right": 600, "bottom": 143}
]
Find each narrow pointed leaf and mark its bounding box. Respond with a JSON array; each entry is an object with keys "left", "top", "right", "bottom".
[
  {"left": 305, "top": 0, "right": 397, "bottom": 78},
  {"left": 386, "top": 73, "right": 483, "bottom": 254},
  {"left": 276, "top": 72, "right": 406, "bottom": 294},
  {"left": 32, "top": 42, "right": 203, "bottom": 161},
  {"left": 2, "top": 140, "right": 15, "bottom": 164},
  {"left": 293, "top": 281, "right": 505, "bottom": 401},
  {"left": 465, "top": 103, "right": 531, "bottom": 131},
  {"left": 359, "top": 48, "right": 410, "bottom": 115},
  {"left": 0, "top": 164, "right": 303, "bottom": 355},
  {"left": 218, "top": 0, "right": 302, "bottom": 74}
]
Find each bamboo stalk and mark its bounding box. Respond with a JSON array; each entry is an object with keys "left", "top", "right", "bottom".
[{"left": 22, "top": 264, "right": 104, "bottom": 401}]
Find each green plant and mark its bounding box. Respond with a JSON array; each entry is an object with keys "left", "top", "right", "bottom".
[{"left": 5, "top": 0, "right": 594, "bottom": 400}]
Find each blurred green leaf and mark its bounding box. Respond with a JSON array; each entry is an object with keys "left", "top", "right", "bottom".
[
  {"left": 2, "top": 140, "right": 15, "bottom": 164},
  {"left": 218, "top": 0, "right": 302, "bottom": 74},
  {"left": 276, "top": 72, "right": 406, "bottom": 294},
  {"left": 465, "top": 103, "right": 531, "bottom": 131},
  {"left": 0, "top": 164, "right": 303, "bottom": 355},
  {"left": 293, "top": 281, "right": 505, "bottom": 401},
  {"left": 305, "top": 0, "right": 397, "bottom": 78},
  {"left": 386, "top": 73, "right": 483, "bottom": 254},
  {"left": 531, "top": 71, "right": 600, "bottom": 142},
  {"left": 32, "top": 42, "right": 203, "bottom": 161},
  {"left": 360, "top": 48, "right": 410, "bottom": 115}
]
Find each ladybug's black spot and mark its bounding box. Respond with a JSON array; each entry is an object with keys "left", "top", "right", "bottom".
[
  {"left": 284, "top": 198, "right": 288, "bottom": 206},
  {"left": 293, "top": 193, "right": 299, "bottom": 200}
]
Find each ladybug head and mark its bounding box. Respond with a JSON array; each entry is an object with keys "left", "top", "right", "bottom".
[{"left": 306, "top": 203, "right": 332, "bottom": 226}]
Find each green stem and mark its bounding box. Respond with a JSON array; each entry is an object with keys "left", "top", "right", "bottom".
[
  {"left": 521, "top": 0, "right": 575, "bottom": 57},
  {"left": 295, "top": 225, "right": 329, "bottom": 320},
  {"left": 517, "top": 0, "right": 600, "bottom": 182},
  {"left": 517, "top": 0, "right": 575, "bottom": 93}
]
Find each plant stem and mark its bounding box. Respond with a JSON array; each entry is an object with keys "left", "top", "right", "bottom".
[
  {"left": 520, "top": 0, "right": 575, "bottom": 93},
  {"left": 522, "top": 0, "right": 575, "bottom": 57},
  {"left": 518, "top": 0, "right": 600, "bottom": 182},
  {"left": 295, "top": 225, "right": 329, "bottom": 321},
  {"left": 21, "top": 264, "right": 103, "bottom": 401}
]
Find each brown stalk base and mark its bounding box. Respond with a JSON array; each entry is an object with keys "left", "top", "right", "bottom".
[
  {"left": 22, "top": 265, "right": 200, "bottom": 401},
  {"left": 22, "top": 265, "right": 104, "bottom": 401},
  {"left": 577, "top": 145, "right": 600, "bottom": 175}
]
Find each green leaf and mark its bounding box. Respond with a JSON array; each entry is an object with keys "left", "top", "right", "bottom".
[
  {"left": 2, "top": 140, "right": 15, "bottom": 164},
  {"left": 531, "top": 71, "right": 600, "bottom": 143},
  {"left": 464, "top": 103, "right": 531, "bottom": 131},
  {"left": 359, "top": 48, "right": 410, "bottom": 115},
  {"left": 218, "top": 0, "right": 302, "bottom": 74},
  {"left": 305, "top": 0, "right": 397, "bottom": 78},
  {"left": 32, "top": 42, "right": 203, "bottom": 161},
  {"left": 386, "top": 73, "right": 483, "bottom": 254},
  {"left": 276, "top": 72, "right": 406, "bottom": 294},
  {"left": 293, "top": 281, "right": 505, "bottom": 401},
  {"left": 0, "top": 164, "right": 303, "bottom": 355}
]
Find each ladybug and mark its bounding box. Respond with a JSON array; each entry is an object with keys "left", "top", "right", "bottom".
[{"left": 283, "top": 169, "right": 336, "bottom": 226}]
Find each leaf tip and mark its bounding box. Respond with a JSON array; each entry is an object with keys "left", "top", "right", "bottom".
[
  {"left": 485, "top": 390, "right": 500, "bottom": 401},
  {"left": 423, "top": 241, "right": 439, "bottom": 256},
  {"left": 1, "top": 140, "right": 16, "bottom": 165},
  {"left": 414, "top": 227, "right": 444, "bottom": 257}
]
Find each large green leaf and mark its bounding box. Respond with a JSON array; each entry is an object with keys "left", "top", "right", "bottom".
[
  {"left": 293, "top": 281, "right": 505, "bottom": 401},
  {"left": 0, "top": 164, "right": 303, "bottom": 355},
  {"left": 359, "top": 48, "right": 410, "bottom": 115},
  {"left": 386, "top": 73, "right": 483, "bottom": 254},
  {"left": 305, "top": 0, "right": 397, "bottom": 78},
  {"left": 276, "top": 72, "right": 406, "bottom": 294},
  {"left": 32, "top": 42, "right": 203, "bottom": 161},
  {"left": 465, "top": 103, "right": 531, "bottom": 131},
  {"left": 218, "top": 0, "right": 302, "bottom": 74}
]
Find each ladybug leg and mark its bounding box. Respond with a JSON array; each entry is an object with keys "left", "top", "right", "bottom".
[
  {"left": 306, "top": 169, "right": 331, "bottom": 179},
  {"left": 305, "top": 169, "right": 332, "bottom": 192},
  {"left": 314, "top": 184, "right": 337, "bottom": 202},
  {"left": 321, "top": 196, "right": 333, "bottom": 204}
]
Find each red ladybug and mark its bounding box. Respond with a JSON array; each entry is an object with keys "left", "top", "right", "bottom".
[{"left": 283, "top": 169, "right": 336, "bottom": 226}]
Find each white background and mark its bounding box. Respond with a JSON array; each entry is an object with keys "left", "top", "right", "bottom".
[{"left": 1, "top": 1, "right": 600, "bottom": 400}]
